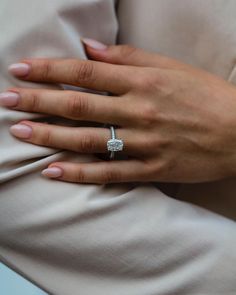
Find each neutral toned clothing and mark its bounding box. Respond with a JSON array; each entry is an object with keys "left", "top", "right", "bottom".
[{"left": 0, "top": 1, "right": 235, "bottom": 294}]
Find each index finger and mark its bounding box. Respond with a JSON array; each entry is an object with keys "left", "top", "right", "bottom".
[{"left": 8, "top": 59, "right": 137, "bottom": 94}]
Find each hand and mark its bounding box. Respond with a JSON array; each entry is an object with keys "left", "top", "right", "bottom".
[{"left": 1, "top": 39, "right": 236, "bottom": 184}]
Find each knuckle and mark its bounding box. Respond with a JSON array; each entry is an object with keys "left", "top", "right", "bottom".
[
  {"left": 78, "top": 135, "right": 96, "bottom": 152},
  {"left": 100, "top": 169, "right": 122, "bottom": 184},
  {"left": 119, "top": 45, "right": 137, "bottom": 60},
  {"left": 136, "top": 70, "right": 163, "bottom": 92},
  {"left": 39, "top": 127, "right": 52, "bottom": 146},
  {"left": 40, "top": 60, "right": 52, "bottom": 80},
  {"left": 66, "top": 94, "right": 89, "bottom": 118},
  {"left": 139, "top": 103, "right": 158, "bottom": 127},
  {"left": 137, "top": 75, "right": 156, "bottom": 91},
  {"left": 72, "top": 61, "right": 95, "bottom": 84},
  {"left": 139, "top": 132, "right": 170, "bottom": 154},
  {"left": 74, "top": 167, "right": 86, "bottom": 182},
  {"left": 152, "top": 159, "right": 175, "bottom": 180},
  {"left": 140, "top": 134, "right": 156, "bottom": 151},
  {"left": 156, "top": 161, "right": 174, "bottom": 180},
  {"left": 143, "top": 159, "right": 165, "bottom": 180},
  {"left": 28, "top": 93, "right": 40, "bottom": 111}
]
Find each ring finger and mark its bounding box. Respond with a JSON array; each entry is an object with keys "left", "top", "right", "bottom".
[{"left": 10, "top": 121, "right": 146, "bottom": 156}]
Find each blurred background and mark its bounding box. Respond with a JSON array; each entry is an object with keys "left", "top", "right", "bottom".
[{"left": 0, "top": 263, "right": 47, "bottom": 295}]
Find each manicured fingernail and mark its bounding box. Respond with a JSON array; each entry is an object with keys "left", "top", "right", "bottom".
[
  {"left": 42, "top": 167, "right": 63, "bottom": 178},
  {"left": 0, "top": 91, "right": 20, "bottom": 107},
  {"left": 8, "top": 63, "right": 31, "bottom": 77},
  {"left": 82, "top": 38, "right": 107, "bottom": 50},
  {"left": 10, "top": 124, "right": 32, "bottom": 139}
]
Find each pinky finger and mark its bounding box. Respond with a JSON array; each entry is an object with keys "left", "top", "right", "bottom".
[{"left": 42, "top": 159, "right": 147, "bottom": 184}]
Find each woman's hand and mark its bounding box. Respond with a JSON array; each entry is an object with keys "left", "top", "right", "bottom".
[{"left": 1, "top": 39, "right": 236, "bottom": 184}]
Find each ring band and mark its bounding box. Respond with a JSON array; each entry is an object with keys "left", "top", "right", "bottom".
[{"left": 107, "top": 126, "right": 124, "bottom": 160}]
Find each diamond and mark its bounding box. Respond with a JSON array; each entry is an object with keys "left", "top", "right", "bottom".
[{"left": 107, "top": 139, "right": 124, "bottom": 152}]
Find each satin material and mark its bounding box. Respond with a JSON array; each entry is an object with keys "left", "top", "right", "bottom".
[{"left": 0, "top": 1, "right": 235, "bottom": 294}]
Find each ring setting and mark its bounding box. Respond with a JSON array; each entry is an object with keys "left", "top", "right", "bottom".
[{"left": 107, "top": 126, "right": 124, "bottom": 159}]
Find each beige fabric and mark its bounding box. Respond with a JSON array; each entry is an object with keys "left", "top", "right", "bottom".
[{"left": 0, "top": 0, "right": 235, "bottom": 294}]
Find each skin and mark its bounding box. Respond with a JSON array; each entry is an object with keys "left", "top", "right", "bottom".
[{"left": 2, "top": 42, "right": 236, "bottom": 184}]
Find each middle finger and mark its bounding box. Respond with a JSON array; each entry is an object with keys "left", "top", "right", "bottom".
[
  {"left": 9, "top": 122, "right": 146, "bottom": 156},
  {"left": 2, "top": 88, "right": 133, "bottom": 126}
]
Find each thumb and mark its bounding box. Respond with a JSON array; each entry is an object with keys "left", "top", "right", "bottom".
[{"left": 82, "top": 38, "right": 180, "bottom": 69}]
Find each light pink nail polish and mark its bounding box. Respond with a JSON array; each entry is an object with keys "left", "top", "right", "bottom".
[
  {"left": 10, "top": 124, "right": 32, "bottom": 139},
  {"left": 0, "top": 91, "right": 20, "bottom": 107},
  {"left": 8, "top": 63, "right": 31, "bottom": 77},
  {"left": 42, "top": 167, "right": 63, "bottom": 178},
  {"left": 82, "top": 38, "right": 107, "bottom": 50}
]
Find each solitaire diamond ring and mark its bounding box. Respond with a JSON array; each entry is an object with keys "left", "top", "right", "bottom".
[{"left": 107, "top": 126, "right": 124, "bottom": 159}]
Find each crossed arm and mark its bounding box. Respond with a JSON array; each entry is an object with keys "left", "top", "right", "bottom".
[{"left": 1, "top": 39, "right": 236, "bottom": 184}]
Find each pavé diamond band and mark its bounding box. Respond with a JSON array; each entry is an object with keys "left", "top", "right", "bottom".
[{"left": 107, "top": 126, "right": 124, "bottom": 160}]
